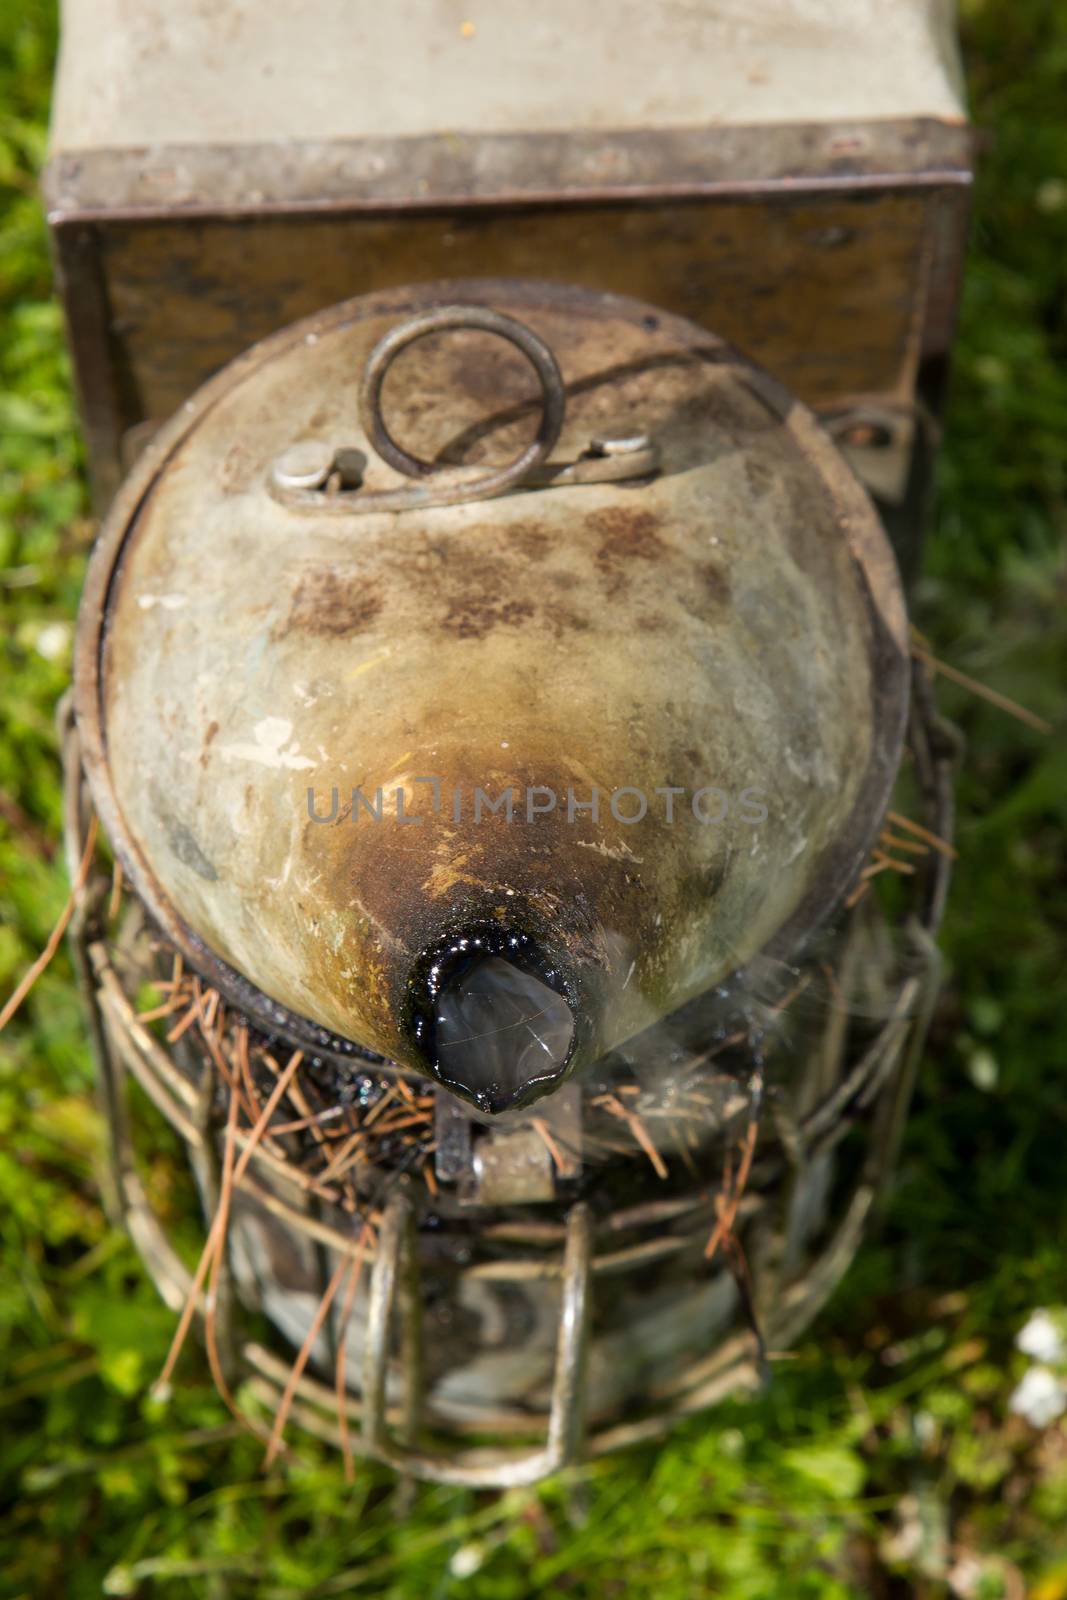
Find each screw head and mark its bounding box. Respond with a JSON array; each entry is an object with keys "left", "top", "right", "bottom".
[
  {"left": 272, "top": 439, "right": 334, "bottom": 491},
  {"left": 588, "top": 429, "right": 653, "bottom": 457}
]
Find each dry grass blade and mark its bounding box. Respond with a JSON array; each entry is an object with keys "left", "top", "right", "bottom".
[
  {"left": 154, "top": 1049, "right": 305, "bottom": 1395},
  {"left": 165, "top": 1002, "right": 200, "bottom": 1044},
  {"left": 135, "top": 994, "right": 183, "bottom": 1023},
  {"left": 107, "top": 858, "right": 124, "bottom": 921},
  {"left": 865, "top": 848, "right": 916, "bottom": 878},
  {"left": 334, "top": 1222, "right": 374, "bottom": 1483},
  {"left": 910, "top": 634, "right": 1053, "bottom": 735},
  {"left": 203, "top": 1086, "right": 272, "bottom": 1445},
  {"left": 0, "top": 815, "right": 98, "bottom": 1035},
  {"left": 885, "top": 808, "right": 959, "bottom": 861},
  {"left": 705, "top": 1097, "right": 761, "bottom": 1264},
  {"left": 531, "top": 1117, "right": 566, "bottom": 1175},
  {"left": 879, "top": 829, "right": 930, "bottom": 857},
  {"left": 361, "top": 1087, "right": 399, "bottom": 1129},
  {"left": 319, "top": 1128, "right": 367, "bottom": 1185},
  {"left": 269, "top": 1108, "right": 346, "bottom": 1136},
  {"left": 235, "top": 1024, "right": 264, "bottom": 1125},
  {"left": 595, "top": 1094, "right": 669, "bottom": 1179},
  {"left": 264, "top": 1253, "right": 350, "bottom": 1468}
]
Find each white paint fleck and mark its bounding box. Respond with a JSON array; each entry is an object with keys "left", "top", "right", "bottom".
[
  {"left": 220, "top": 717, "right": 315, "bottom": 770},
  {"left": 782, "top": 832, "right": 807, "bottom": 865},
  {"left": 575, "top": 839, "right": 643, "bottom": 865},
  {"left": 227, "top": 796, "right": 252, "bottom": 836},
  {"left": 265, "top": 847, "right": 295, "bottom": 890},
  {"left": 257, "top": 718, "right": 293, "bottom": 749},
  {"left": 137, "top": 593, "right": 188, "bottom": 611}
]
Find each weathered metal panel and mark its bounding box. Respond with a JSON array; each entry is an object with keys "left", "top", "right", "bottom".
[
  {"left": 49, "top": 0, "right": 965, "bottom": 150},
  {"left": 73, "top": 280, "right": 908, "bottom": 1102},
  {"left": 44, "top": 0, "right": 971, "bottom": 509},
  {"left": 96, "top": 192, "right": 931, "bottom": 428}
]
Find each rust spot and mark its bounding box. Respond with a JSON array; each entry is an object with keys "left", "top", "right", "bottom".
[
  {"left": 444, "top": 332, "right": 542, "bottom": 412},
  {"left": 547, "top": 605, "right": 592, "bottom": 639},
  {"left": 200, "top": 719, "right": 220, "bottom": 769},
  {"left": 696, "top": 561, "right": 731, "bottom": 605},
  {"left": 508, "top": 522, "right": 551, "bottom": 561},
  {"left": 285, "top": 568, "right": 383, "bottom": 637},
  {"left": 744, "top": 452, "right": 775, "bottom": 499},
  {"left": 441, "top": 596, "right": 535, "bottom": 640},
  {"left": 588, "top": 507, "right": 663, "bottom": 593},
  {"left": 219, "top": 441, "right": 255, "bottom": 493},
  {"left": 590, "top": 507, "right": 663, "bottom": 563}
]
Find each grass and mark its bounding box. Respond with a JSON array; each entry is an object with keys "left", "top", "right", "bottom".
[{"left": 1, "top": 0, "right": 1066, "bottom": 1594}]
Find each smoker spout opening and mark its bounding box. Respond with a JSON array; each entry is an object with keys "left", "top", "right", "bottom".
[{"left": 412, "top": 931, "right": 577, "bottom": 1115}]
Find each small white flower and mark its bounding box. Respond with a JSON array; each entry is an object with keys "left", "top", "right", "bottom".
[
  {"left": 913, "top": 1410, "right": 938, "bottom": 1447},
  {"left": 449, "top": 1544, "right": 485, "bottom": 1579},
  {"left": 968, "top": 1048, "right": 998, "bottom": 1091},
  {"left": 1017, "top": 1309, "right": 1066, "bottom": 1364},
  {"left": 1009, "top": 1365, "right": 1067, "bottom": 1428},
  {"left": 1037, "top": 177, "right": 1067, "bottom": 214},
  {"left": 948, "top": 1554, "right": 984, "bottom": 1598},
  {"left": 35, "top": 621, "right": 71, "bottom": 661}
]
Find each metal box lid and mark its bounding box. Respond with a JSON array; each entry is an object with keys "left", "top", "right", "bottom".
[
  {"left": 51, "top": 0, "right": 965, "bottom": 160},
  {"left": 44, "top": 0, "right": 971, "bottom": 514},
  {"left": 46, "top": 0, "right": 969, "bottom": 223}
]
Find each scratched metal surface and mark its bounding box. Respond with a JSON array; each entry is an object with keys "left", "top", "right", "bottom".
[{"left": 75, "top": 280, "right": 908, "bottom": 1089}]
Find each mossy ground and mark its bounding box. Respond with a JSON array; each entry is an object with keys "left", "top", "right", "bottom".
[{"left": 1, "top": 2, "right": 1066, "bottom": 1595}]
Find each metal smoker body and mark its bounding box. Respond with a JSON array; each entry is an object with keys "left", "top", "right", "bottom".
[
  {"left": 47, "top": 0, "right": 968, "bottom": 1489},
  {"left": 64, "top": 281, "right": 955, "bottom": 1484}
]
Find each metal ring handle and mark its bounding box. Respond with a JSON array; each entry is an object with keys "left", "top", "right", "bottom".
[{"left": 358, "top": 306, "right": 566, "bottom": 502}]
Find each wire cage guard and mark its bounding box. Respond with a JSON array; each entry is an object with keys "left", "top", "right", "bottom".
[{"left": 59, "top": 664, "right": 956, "bottom": 1489}]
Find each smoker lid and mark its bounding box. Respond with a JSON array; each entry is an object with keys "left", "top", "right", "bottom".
[{"left": 73, "top": 279, "right": 908, "bottom": 1097}]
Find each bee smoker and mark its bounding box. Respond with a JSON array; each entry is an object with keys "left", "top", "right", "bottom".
[{"left": 47, "top": 3, "right": 967, "bottom": 1485}]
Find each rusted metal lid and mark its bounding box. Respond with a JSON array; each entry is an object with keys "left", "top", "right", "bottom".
[{"left": 74, "top": 280, "right": 908, "bottom": 1112}]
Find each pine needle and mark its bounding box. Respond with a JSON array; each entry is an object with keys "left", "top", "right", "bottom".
[
  {"left": 531, "top": 1117, "right": 567, "bottom": 1175},
  {"left": 911, "top": 635, "right": 1052, "bottom": 734},
  {"left": 264, "top": 1253, "right": 350, "bottom": 1468},
  {"left": 334, "top": 1223, "right": 374, "bottom": 1483},
  {"left": 885, "top": 809, "right": 958, "bottom": 860},
  {"left": 154, "top": 1050, "right": 304, "bottom": 1395},
  {"left": 0, "top": 815, "right": 98, "bottom": 1035}
]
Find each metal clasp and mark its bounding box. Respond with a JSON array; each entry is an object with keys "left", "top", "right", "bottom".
[{"left": 269, "top": 305, "right": 658, "bottom": 515}]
